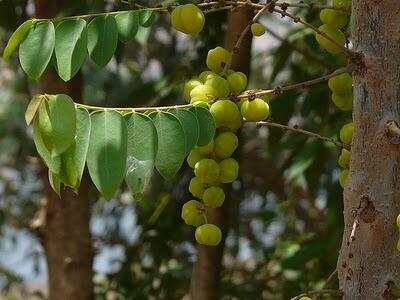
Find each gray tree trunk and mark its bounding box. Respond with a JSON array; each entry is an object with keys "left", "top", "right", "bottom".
[{"left": 337, "top": 1, "right": 400, "bottom": 299}]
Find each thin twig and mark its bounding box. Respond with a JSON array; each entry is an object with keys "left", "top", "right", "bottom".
[
  {"left": 255, "top": 120, "right": 346, "bottom": 149},
  {"left": 75, "top": 102, "right": 194, "bottom": 112},
  {"left": 291, "top": 289, "right": 341, "bottom": 300},
  {"left": 324, "top": 269, "right": 338, "bottom": 287}
]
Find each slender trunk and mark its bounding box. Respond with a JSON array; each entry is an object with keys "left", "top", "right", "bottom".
[
  {"left": 189, "top": 7, "right": 254, "bottom": 300},
  {"left": 337, "top": 1, "right": 400, "bottom": 299},
  {"left": 31, "top": 1, "right": 94, "bottom": 299}
]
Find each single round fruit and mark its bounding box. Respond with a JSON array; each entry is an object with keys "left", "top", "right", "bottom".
[
  {"left": 396, "top": 214, "right": 400, "bottom": 228},
  {"left": 340, "top": 122, "right": 353, "bottom": 146},
  {"left": 328, "top": 73, "right": 353, "bottom": 94},
  {"left": 197, "top": 140, "right": 215, "bottom": 155},
  {"left": 181, "top": 200, "right": 205, "bottom": 226},
  {"left": 206, "top": 47, "right": 232, "bottom": 73},
  {"left": 339, "top": 169, "right": 349, "bottom": 188},
  {"left": 338, "top": 148, "right": 351, "bottom": 168},
  {"left": 187, "top": 149, "right": 203, "bottom": 168},
  {"left": 320, "top": 9, "right": 348, "bottom": 29},
  {"left": 333, "top": 0, "right": 352, "bottom": 12},
  {"left": 214, "top": 132, "right": 238, "bottom": 159},
  {"left": 184, "top": 79, "right": 202, "bottom": 102},
  {"left": 227, "top": 72, "right": 247, "bottom": 94},
  {"left": 171, "top": 4, "right": 205, "bottom": 35},
  {"left": 205, "top": 75, "right": 230, "bottom": 97},
  {"left": 240, "top": 98, "right": 270, "bottom": 122},
  {"left": 332, "top": 93, "right": 353, "bottom": 111},
  {"left": 190, "top": 84, "right": 218, "bottom": 101},
  {"left": 210, "top": 100, "right": 243, "bottom": 132},
  {"left": 194, "top": 158, "right": 220, "bottom": 184},
  {"left": 189, "top": 177, "right": 206, "bottom": 198},
  {"left": 195, "top": 223, "right": 222, "bottom": 246},
  {"left": 219, "top": 158, "right": 239, "bottom": 183},
  {"left": 198, "top": 71, "right": 215, "bottom": 83},
  {"left": 315, "top": 24, "right": 346, "bottom": 55},
  {"left": 202, "top": 186, "right": 225, "bottom": 208},
  {"left": 299, "top": 297, "right": 312, "bottom": 300},
  {"left": 251, "top": 22, "right": 266, "bottom": 37}
]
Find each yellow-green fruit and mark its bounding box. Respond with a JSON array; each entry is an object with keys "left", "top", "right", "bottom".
[
  {"left": 202, "top": 186, "right": 225, "bottom": 208},
  {"left": 197, "top": 140, "right": 215, "bottom": 155},
  {"left": 333, "top": 0, "right": 352, "bottom": 12},
  {"left": 396, "top": 214, "right": 400, "bottom": 228},
  {"left": 189, "top": 177, "right": 206, "bottom": 198},
  {"left": 187, "top": 149, "right": 203, "bottom": 168},
  {"left": 206, "top": 46, "right": 232, "bottom": 73},
  {"left": 340, "top": 122, "right": 353, "bottom": 146},
  {"left": 299, "top": 297, "right": 312, "bottom": 300},
  {"left": 251, "top": 22, "right": 266, "bottom": 37},
  {"left": 214, "top": 132, "right": 238, "bottom": 159},
  {"left": 320, "top": 9, "right": 348, "bottom": 29},
  {"left": 226, "top": 69, "right": 235, "bottom": 76},
  {"left": 338, "top": 148, "right": 351, "bottom": 168},
  {"left": 205, "top": 75, "right": 230, "bottom": 97},
  {"left": 219, "top": 158, "right": 239, "bottom": 183},
  {"left": 210, "top": 100, "right": 243, "bottom": 132},
  {"left": 315, "top": 24, "right": 346, "bottom": 55},
  {"left": 190, "top": 84, "right": 218, "bottom": 101},
  {"left": 227, "top": 72, "right": 247, "bottom": 94},
  {"left": 192, "top": 101, "right": 210, "bottom": 108},
  {"left": 171, "top": 4, "right": 205, "bottom": 35},
  {"left": 332, "top": 93, "right": 353, "bottom": 111},
  {"left": 339, "top": 169, "right": 349, "bottom": 188},
  {"left": 328, "top": 73, "right": 353, "bottom": 94},
  {"left": 194, "top": 158, "right": 220, "bottom": 184},
  {"left": 195, "top": 223, "right": 222, "bottom": 246},
  {"left": 198, "top": 71, "right": 215, "bottom": 83},
  {"left": 240, "top": 98, "right": 270, "bottom": 122},
  {"left": 181, "top": 200, "right": 205, "bottom": 227},
  {"left": 184, "top": 79, "right": 202, "bottom": 102}
]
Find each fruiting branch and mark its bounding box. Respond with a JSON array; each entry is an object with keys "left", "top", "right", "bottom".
[
  {"left": 75, "top": 102, "right": 195, "bottom": 112},
  {"left": 290, "top": 289, "right": 341, "bottom": 300}
]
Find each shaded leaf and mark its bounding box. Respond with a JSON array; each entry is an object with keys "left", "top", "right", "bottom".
[
  {"left": 3, "top": 18, "right": 36, "bottom": 61},
  {"left": 74, "top": 108, "right": 91, "bottom": 184},
  {"left": 25, "top": 94, "right": 44, "bottom": 125},
  {"left": 87, "top": 110, "right": 127, "bottom": 198},
  {"left": 169, "top": 108, "right": 199, "bottom": 154},
  {"left": 189, "top": 106, "right": 215, "bottom": 146},
  {"left": 48, "top": 170, "right": 61, "bottom": 197},
  {"left": 139, "top": 10, "right": 156, "bottom": 27},
  {"left": 115, "top": 11, "right": 139, "bottom": 43},
  {"left": 19, "top": 21, "right": 55, "bottom": 79},
  {"left": 55, "top": 19, "right": 87, "bottom": 81},
  {"left": 149, "top": 111, "right": 186, "bottom": 180}
]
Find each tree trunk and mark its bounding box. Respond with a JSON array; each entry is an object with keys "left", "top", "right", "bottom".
[
  {"left": 189, "top": 6, "right": 254, "bottom": 300},
  {"left": 31, "top": 1, "right": 94, "bottom": 299},
  {"left": 337, "top": 1, "right": 400, "bottom": 299}
]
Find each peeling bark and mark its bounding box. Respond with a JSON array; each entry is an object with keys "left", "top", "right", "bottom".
[{"left": 337, "top": 1, "right": 400, "bottom": 299}]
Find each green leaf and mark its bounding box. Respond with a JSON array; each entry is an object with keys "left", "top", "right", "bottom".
[
  {"left": 115, "top": 11, "right": 139, "bottom": 43},
  {"left": 139, "top": 10, "right": 156, "bottom": 27},
  {"left": 25, "top": 94, "right": 44, "bottom": 125},
  {"left": 124, "top": 113, "right": 157, "bottom": 196},
  {"left": 169, "top": 108, "right": 199, "bottom": 154},
  {"left": 37, "top": 94, "right": 76, "bottom": 156},
  {"left": 149, "top": 111, "right": 186, "bottom": 180},
  {"left": 19, "top": 21, "right": 55, "bottom": 79},
  {"left": 55, "top": 19, "right": 87, "bottom": 81},
  {"left": 189, "top": 106, "right": 215, "bottom": 146},
  {"left": 48, "top": 170, "right": 61, "bottom": 197},
  {"left": 3, "top": 18, "right": 36, "bottom": 61},
  {"left": 87, "top": 110, "right": 127, "bottom": 198},
  {"left": 74, "top": 108, "right": 91, "bottom": 184},
  {"left": 87, "top": 16, "right": 118, "bottom": 67}
]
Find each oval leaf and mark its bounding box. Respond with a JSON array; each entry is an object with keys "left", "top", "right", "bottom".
[
  {"left": 149, "top": 111, "right": 186, "bottom": 180},
  {"left": 19, "top": 21, "right": 55, "bottom": 79},
  {"left": 25, "top": 94, "right": 44, "bottom": 125},
  {"left": 115, "top": 11, "right": 139, "bottom": 44},
  {"left": 48, "top": 170, "right": 61, "bottom": 197},
  {"left": 87, "top": 16, "right": 118, "bottom": 67},
  {"left": 124, "top": 113, "right": 158, "bottom": 196},
  {"left": 74, "top": 108, "right": 91, "bottom": 184},
  {"left": 55, "top": 19, "right": 88, "bottom": 81},
  {"left": 189, "top": 106, "right": 216, "bottom": 146},
  {"left": 139, "top": 10, "right": 156, "bottom": 27},
  {"left": 3, "top": 18, "right": 36, "bottom": 61},
  {"left": 169, "top": 108, "right": 199, "bottom": 154},
  {"left": 37, "top": 94, "right": 76, "bottom": 156},
  {"left": 87, "top": 110, "right": 127, "bottom": 198}
]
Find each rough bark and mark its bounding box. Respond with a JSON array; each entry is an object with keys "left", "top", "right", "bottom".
[
  {"left": 337, "top": 1, "right": 400, "bottom": 299},
  {"left": 31, "top": 1, "right": 94, "bottom": 299},
  {"left": 189, "top": 6, "right": 254, "bottom": 300}
]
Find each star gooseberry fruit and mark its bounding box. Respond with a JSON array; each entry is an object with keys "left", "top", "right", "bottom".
[
  {"left": 181, "top": 200, "right": 205, "bottom": 227},
  {"left": 340, "top": 122, "right": 353, "bottom": 147},
  {"left": 219, "top": 158, "right": 239, "bottom": 183},
  {"left": 338, "top": 148, "right": 351, "bottom": 169},
  {"left": 204, "top": 75, "right": 230, "bottom": 98},
  {"left": 214, "top": 132, "right": 239, "bottom": 159},
  {"left": 332, "top": 93, "right": 353, "bottom": 111},
  {"left": 195, "top": 223, "right": 222, "bottom": 246},
  {"left": 197, "top": 140, "right": 215, "bottom": 155},
  {"left": 189, "top": 177, "right": 206, "bottom": 198},
  {"left": 227, "top": 72, "right": 247, "bottom": 94},
  {"left": 210, "top": 100, "right": 243, "bottom": 132},
  {"left": 251, "top": 22, "right": 266, "bottom": 37},
  {"left": 184, "top": 79, "right": 202, "bottom": 102},
  {"left": 202, "top": 186, "right": 225, "bottom": 208},
  {"left": 339, "top": 169, "right": 349, "bottom": 188},
  {"left": 206, "top": 46, "right": 232, "bottom": 73},
  {"left": 171, "top": 4, "right": 205, "bottom": 35},
  {"left": 333, "top": 0, "right": 352, "bottom": 12},
  {"left": 315, "top": 24, "right": 346, "bottom": 55},
  {"left": 328, "top": 73, "right": 353, "bottom": 94},
  {"left": 190, "top": 84, "right": 218, "bottom": 103},
  {"left": 240, "top": 98, "right": 270, "bottom": 122},
  {"left": 320, "top": 8, "right": 348, "bottom": 29},
  {"left": 194, "top": 158, "right": 220, "bottom": 184},
  {"left": 187, "top": 148, "right": 203, "bottom": 168}
]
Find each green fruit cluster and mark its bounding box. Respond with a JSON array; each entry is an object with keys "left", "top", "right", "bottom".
[
  {"left": 171, "top": 4, "right": 205, "bottom": 35},
  {"left": 338, "top": 122, "right": 353, "bottom": 188},
  {"left": 315, "top": 2, "right": 350, "bottom": 55},
  {"left": 328, "top": 73, "right": 353, "bottom": 111}
]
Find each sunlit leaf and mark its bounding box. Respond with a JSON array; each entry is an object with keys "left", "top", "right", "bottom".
[
  {"left": 115, "top": 11, "right": 139, "bottom": 44},
  {"left": 25, "top": 94, "right": 44, "bottom": 125},
  {"left": 3, "top": 18, "right": 36, "bottom": 61},
  {"left": 189, "top": 106, "right": 215, "bottom": 146}
]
